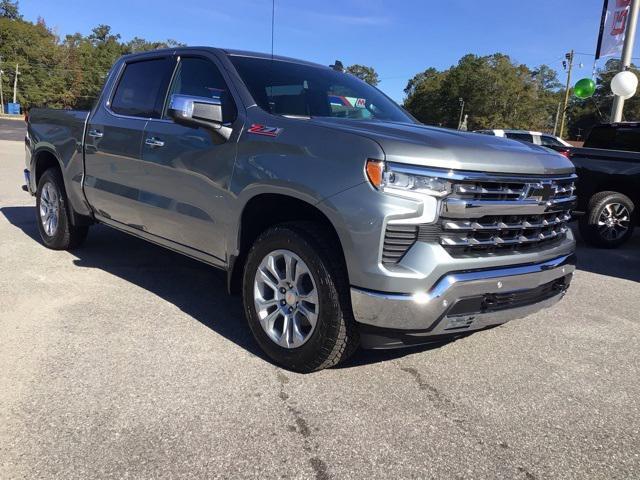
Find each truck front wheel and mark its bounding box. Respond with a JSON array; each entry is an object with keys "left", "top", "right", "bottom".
[
  {"left": 242, "top": 222, "right": 359, "bottom": 372},
  {"left": 578, "top": 191, "right": 635, "bottom": 248},
  {"left": 35, "top": 168, "right": 89, "bottom": 250}
]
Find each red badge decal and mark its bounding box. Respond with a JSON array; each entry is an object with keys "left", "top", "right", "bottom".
[{"left": 248, "top": 124, "right": 283, "bottom": 137}]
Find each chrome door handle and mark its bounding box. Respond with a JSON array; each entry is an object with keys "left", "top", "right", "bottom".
[
  {"left": 145, "top": 137, "right": 165, "bottom": 148},
  {"left": 88, "top": 129, "right": 103, "bottom": 138}
]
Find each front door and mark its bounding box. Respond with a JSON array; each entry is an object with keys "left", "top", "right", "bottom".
[
  {"left": 83, "top": 56, "right": 175, "bottom": 229},
  {"left": 138, "top": 54, "right": 241, "bottom": 260}
]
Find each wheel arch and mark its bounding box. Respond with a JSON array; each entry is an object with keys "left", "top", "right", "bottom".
[
  {"left": 32, "top": 147, "right": 63, "bottom": 186},
  {"left": 227, "top": 193, "right": 348, "bottom": 295},
  {"left": 31, "top": 147, "right": 93, "bottom": 227}
]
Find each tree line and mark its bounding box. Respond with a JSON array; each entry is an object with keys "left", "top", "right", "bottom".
[
  {"left": 1, "top": 0, "right": 635, "bottom": 139},
  {"left": 0, "top": 1, "right": 184, "bottom": 110}
]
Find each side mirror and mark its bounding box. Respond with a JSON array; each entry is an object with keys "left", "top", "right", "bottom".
[{"left": 167, "top": 94, "right": 224, "bottom": 130}]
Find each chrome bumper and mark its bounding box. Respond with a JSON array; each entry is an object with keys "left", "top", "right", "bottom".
[{"left": 351, "top": 254, "right": 575, "bottom": 336}]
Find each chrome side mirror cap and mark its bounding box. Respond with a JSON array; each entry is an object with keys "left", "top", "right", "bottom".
[{"left": 167, "top": 94, "right": 224, "bottom": 130}]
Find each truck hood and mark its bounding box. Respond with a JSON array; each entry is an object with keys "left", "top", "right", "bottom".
[{"left": 309, "top": 118, "right": 575, "bottom": 176}]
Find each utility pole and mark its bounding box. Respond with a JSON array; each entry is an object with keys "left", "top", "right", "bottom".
[
  {"left": 611, "top": 0, "right": 640, "bottom": 122},
  {"left": 0, "top": 56, "right": 4, "bottom": 114},
  {"left": 559, "top": 50, "right": 574, "bottom": 139},
  {"left": 552, "top": 101, "right": 561, "bottom": 136},
  {"left": 457, "top": 97, "right": 465, "bottom": 130},
  {"left": 12, "top": 63, "right": 19, "bottom": 104}
]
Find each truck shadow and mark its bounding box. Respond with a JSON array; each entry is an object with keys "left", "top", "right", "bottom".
[
  {"left": 1, "top": 205, "right": 265, "bottom": 358},
  {"left": 570, "top": 223, "right": 640, "bottom": 283},
  {"left": 3, "top": 206, "right": 637, "bottom": 371},
  {"left": 1, "top": 205, "right": 439, "bottom": 369}
]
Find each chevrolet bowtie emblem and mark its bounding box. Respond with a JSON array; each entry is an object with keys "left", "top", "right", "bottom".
[{"left": 525, "top": 182, "right": 556, "bottom": 202}]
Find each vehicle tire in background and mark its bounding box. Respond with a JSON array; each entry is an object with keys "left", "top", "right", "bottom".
[
  {"left": 36, "top": 168, "right": 89, "bottom": 250},
  {"left": 578, "top": 191, "right": 635, "bottom": 248},
  {"left": 242, "top": 222, "right": 359, "bottom": 373}
]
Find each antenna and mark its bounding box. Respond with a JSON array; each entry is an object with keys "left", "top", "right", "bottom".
[
  {"left": 271, "top": 0, "right": 275, "bottom": 60},
  {"left": 267, "top": 0, "right": 275, "bottom": 105}
]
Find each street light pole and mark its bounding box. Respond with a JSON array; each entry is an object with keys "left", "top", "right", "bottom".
[
  {"left": 559, "top": 50, "right": 574, "bottom": 139},
  {"left": 457, "top": 97, "right": 465, "bottom": 130},
  {"left": 611, "top": 0, "right": 640, "bottom": 122}
]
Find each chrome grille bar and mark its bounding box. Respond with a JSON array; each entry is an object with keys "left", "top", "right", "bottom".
[{"left": 442, "top": 213, "right": 571, "bottom": 232}]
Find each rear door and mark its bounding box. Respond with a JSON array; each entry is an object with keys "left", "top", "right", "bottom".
[
  {"left": 83, "top": 55, "right": 175, "bottom": 228},
  {"left": 138, "top": 53, "right": 242, "bottom": 260}
]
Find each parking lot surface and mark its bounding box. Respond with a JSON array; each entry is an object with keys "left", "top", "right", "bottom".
[{"left": 1, "top": 131, "right": 639, "bottom": 479}]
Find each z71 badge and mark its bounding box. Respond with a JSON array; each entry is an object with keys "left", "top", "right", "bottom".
[{"left": 247, "top": 124, "right": 283, "bottom": 137}]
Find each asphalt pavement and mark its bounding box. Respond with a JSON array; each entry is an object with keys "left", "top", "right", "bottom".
[
  {"left": 1, "top": 125, "right": 639, "bottom": 479},
  {"left": 0, "top": 117, "right": 26, "bottom": 142}
]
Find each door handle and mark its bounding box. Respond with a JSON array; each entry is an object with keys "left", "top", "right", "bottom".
[
  {"left": 88, "top": 129, "right": 103, "bottom": 138},
  {"left": 145, "top": 137, "right": 165, "bottom": 148}
]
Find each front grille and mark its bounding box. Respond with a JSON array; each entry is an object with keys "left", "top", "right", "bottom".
[
  {"left": 440, "top": 175, "right": 576, "bottom": 257},
  {"left": 440, "top": 212, "right": 570, "bottom": 255},
  {"left": 381, "top": 172, "right": 576, "bottom": 265},
  {"left": 452, "top": 179, "right": 575, "bottom": 202}
]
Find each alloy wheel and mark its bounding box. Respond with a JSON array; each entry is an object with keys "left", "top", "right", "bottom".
[
  {"left": 39, "top": 182, "right": 60, "bottom": 237},
  {"left": 597, "top": 202, "right": 630, "bottom": 241},
  {"left": 253, "top": 249, "right": 319, "bottom": 349}
]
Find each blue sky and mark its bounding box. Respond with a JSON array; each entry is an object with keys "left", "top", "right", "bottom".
[{"left": 19, "top": 0, "right": 634, "bottom": 101}]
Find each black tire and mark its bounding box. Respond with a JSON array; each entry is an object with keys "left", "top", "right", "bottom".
[
  {"left": 578, "top": 191, "right": 635, "bottom": 248},
  {"left": 242, "top": 222, "right": 359, "bottom": 373},
  {"left": 35, "top": 168, "right": 89, "bottom": 250}
]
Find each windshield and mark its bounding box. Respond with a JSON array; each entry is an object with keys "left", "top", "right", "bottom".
[{"left": 229, "top": 55, "right": 413, "bottom": 123}]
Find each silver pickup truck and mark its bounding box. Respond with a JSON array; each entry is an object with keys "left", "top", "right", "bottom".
[{"left": 24, "top": 47, "right": 577, "bottom": 372}]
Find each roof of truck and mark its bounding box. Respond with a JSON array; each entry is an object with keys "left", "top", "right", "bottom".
[
  {"left": 119, "top": 46, "right": 332, "bottom": 70},
  {"left": 222, "top": 48, "right": 330, "bottom": 69}
]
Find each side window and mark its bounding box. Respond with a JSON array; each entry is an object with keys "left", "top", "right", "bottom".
[
  {"left": 506, "top": 132, "right": 534, "bottom": 143},
  {"left": 166, "top": 57, "right": 237, "bottom": 124},
  {"left": 540, "top": 135, "right": 564, "bottom": 147},
  {"left": 111, "top": 58, "right": 174, "bottom": 118},
  {"left": 610, "top": 127, "right": 640, "bottom": 152}
]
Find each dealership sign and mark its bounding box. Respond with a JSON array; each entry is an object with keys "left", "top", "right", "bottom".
[{"left": 596, "top": 0, "right": 632, "bottom": 59}]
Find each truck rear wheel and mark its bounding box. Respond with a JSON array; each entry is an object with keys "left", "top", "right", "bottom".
[
  {"left": 579, "top": 191, "right": 635, "bottom": 248},
  {"left": 242, "top": 222, "right": 359, "bottom": 372},
  {"left": 36, "top": 168, "right": 89, "bottom": 250}
]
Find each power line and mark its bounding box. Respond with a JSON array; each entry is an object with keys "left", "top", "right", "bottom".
[{"left": 574, "top": 51, "right": 640, "bottom": 61}]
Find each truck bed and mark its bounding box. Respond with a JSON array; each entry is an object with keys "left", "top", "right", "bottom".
[
  {"left": 26, "top": 108, "right": 90, "bottom": 218},
  {"left": 28, "top": 108, "right": 89, "bottom": 153}
]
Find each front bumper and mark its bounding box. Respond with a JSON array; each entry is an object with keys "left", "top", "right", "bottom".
[{"left": 352, "top": 254, "right": 575, "bottom": 348}]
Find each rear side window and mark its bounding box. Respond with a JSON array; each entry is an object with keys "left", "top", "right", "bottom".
[
  {"left": 540, "top": 135, "right": 565, "bottom": 147},
  {"left": 585, "top": 125, "right": 640, "bottom": 152},
  {"left": 505, "top": 132, "right": 534, "bottom": 143},
  {"left": 111, "top": 58, "right": 174, "bottom": 118},
  {"left": 165, "top": 57, "right": 237, "bottom": 123}
]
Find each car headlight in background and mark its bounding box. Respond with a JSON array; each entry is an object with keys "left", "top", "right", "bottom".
[{"left": 366, "top": 159, "right": 452, "bottom": 198}]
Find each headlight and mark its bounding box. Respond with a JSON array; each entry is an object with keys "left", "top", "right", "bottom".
[{"left": 366, "top": 159, "right": 452, "bottom": 198}]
